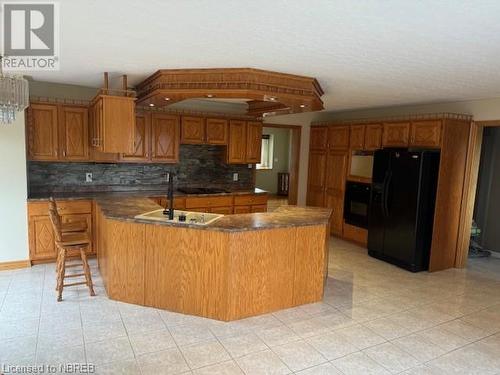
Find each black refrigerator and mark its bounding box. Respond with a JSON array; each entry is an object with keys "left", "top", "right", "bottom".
[{"left": 368, "top": 149, "right": 440, "bottom": 272}]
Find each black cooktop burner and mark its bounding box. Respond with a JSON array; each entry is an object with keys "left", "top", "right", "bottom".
[{"left": 177, "top": 187, "right": 230, "bottom": 195}]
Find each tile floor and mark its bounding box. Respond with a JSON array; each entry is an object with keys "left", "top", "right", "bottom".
[{"left": 1, "top": 238, "right": 500, "bottom": 374}]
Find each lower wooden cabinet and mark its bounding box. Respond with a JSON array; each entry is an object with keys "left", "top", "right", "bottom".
[
  {"left": 234, "top": 206, "right": 252, "bottom": 214},
  {"left": 28, "top": 200, "right": 94, "bottom": 263}
]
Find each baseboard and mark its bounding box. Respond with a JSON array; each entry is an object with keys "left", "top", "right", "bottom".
[
  {"left": 0, "top": 260, "right": 31, "bottom": 271},
  {"left": 490, "top": 251, "right": 500, "bottom": 259}
]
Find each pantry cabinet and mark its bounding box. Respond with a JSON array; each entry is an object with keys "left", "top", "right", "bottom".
[{"left": 309, "top": 126, "right": 328, "bottom": 151}]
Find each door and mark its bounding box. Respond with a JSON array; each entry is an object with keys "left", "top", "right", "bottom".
[
  {"left": 27, "top": 103, "right": 59, "bottom": 160},
  {"left": 325, "top": 150, "right": 348, "bottom": 235},
  {"left": 306, "top": 150, "right": 327, "bottom": 206},
  {"left": 29, "top": 215, "right": 56, "bottom": 260},
  {"left": 59, "top": 105, "right": 89, "bottom": 161},
  {"left": 181, "top": 117, "right": 205, "bottom": 144},
  {"left": 246, "top": 121, "right": 263, "bottom": 163},
  {"left": 368, "top": 149, "right": 390, "bottom": 255},
  {"left": 328, "top": 126, "right": 350, "bottom": 150},
  {"left": 122, "top": 113, "right": 151, "bottom": 161},
  {"left": 382, "top": 150, "right": 421, "bottom": 267},
  {"left": 227, "top": 120, "right": 247, "bottom": 163},
  {"left": 206, "top": 118, "right": 228, "bottom": 145},
  {"left": 151, "top": 114, "right": 180, "bottom": 163}
]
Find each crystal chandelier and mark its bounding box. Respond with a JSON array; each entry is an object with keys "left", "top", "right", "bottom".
[{"left": 0, "top": 56, "right": 29, "bottom": 125}]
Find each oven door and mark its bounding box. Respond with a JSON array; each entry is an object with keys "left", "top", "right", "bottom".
[{"left": 344, "top": 182, "right": 371, "bottom": 228}]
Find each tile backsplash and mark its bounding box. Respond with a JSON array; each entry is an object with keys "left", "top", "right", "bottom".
[{"left": 28, "top": 145, "right": 254, "bottom": 195}]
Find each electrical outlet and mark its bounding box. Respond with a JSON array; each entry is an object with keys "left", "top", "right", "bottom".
[
  {"left": 233, "top": 173, "right": 239, "bottom": 182},
  {"left": 85, "top": 172, "right": 93, "bottom": 183}
]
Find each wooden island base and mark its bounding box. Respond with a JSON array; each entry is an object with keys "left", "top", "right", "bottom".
[{"left": 96, "top": 203, "right": 330, "bottom": 321}]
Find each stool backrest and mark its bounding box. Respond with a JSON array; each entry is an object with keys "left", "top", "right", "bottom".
[{"left": 48, "top": 197, "right": 63, "bottom": 242}]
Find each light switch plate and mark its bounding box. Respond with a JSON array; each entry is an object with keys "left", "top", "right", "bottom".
[
  {"left": 233, "top": 173, "right": 239, "bottom": 182},
  {"left": 85, "top": 173, "right": 93, "bottom": 183}
]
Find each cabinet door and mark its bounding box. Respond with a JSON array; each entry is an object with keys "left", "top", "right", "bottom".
[
  {"left": 181, "top": 117, "right": 205, "bottom": 144},
  {"left": 62, "top": 213, "right": 93, "bottom": 254},
  {"left": 151, "top": 114, "right": 180, "bottom": 163},
  {"left": 349, "top": 125, "right": 365, "bottom": 150},
  {"left": 410, "top": 120, "right": 442, "bottom": 148},
  {"left": 325, "top": 151, "right": 348, "bottom": 236},
  {"left": 59, "top": 105, "right": 89, "bottom": 161},
  {"left": 29, "top": 215, "right": 56, "bottom": 260},
  {"left": 227, "top": 120, "right": 247, "bottom": 164},
  {"left": 27, "top": 103, "right": 59, "bottom": 161},
  {"left": 328, "top": 126, "right": 350, "bottom": 150},
  {"left": 101, "top": 96, "right": 136, "bottom": 154},
  {"left": 309, "top": 126, "right": 328, "bottom": 151},
  {"left": 382, "top": 122, "right": 410, "bottom": 147},
  {"left": 234, "top": 206, "right": 251, "bottom": 214},
  {"left": 89, "top": 99, "right": 119, "bottom": 162},
  {"left": 251, "top": 205, "right": 268, "bottom": 213},
  {"left": 306, "top": 150, "right": 327, "bottom": 206},
  {"left": 210, "top": 206, "right": 233, "bottom": 215},
  {"left": 246, "top": 121, "right": 263, "bottom": 163},
  {"left": 122, "top": 113, "right": 151, "bottom": 161},
  {"left": 364, "top": 124, "right": 383, "bottom": 150},
  {"left": 206, "top": 118, "right": 228, "bottom": 145}
]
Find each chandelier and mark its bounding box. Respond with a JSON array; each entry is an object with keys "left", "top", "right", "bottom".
[{"left": 0, "top": 56, "right": 29, "bottom": 125}]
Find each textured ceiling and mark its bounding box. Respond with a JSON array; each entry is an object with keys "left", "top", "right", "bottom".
[{"left": 26, "top": 0, "right": 500, "bottom": 114}]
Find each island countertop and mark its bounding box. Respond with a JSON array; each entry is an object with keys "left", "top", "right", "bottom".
[{"left": 95, "top": 196, "right": 332, "bottom": 232}]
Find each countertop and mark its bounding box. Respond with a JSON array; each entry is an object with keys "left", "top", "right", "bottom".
[
  {"left": 27, "top": 188, "right": 268, "bottom": 202},
  {"left": 96, "top": 196, "right": 332, "bottom": 232}
]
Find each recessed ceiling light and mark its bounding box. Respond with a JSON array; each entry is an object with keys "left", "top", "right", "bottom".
[
  {"left": 300, "top": 104, "right": 306, "bottom": 108},
  {"left": 149, "top": 103, "right": 155, "bottom": 107},
  {"left": 164, "top": 97, "right": 170, "bottom": 101},
  {"left": 206, "top": 94, "right": 214, "bottom": 98},
  {"left": 269, "top": 96, "right": 277, "bottom": 101}
]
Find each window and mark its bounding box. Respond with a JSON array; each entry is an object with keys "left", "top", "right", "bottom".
[{"left": 256, "top": 134, "right": 274, "bottom": 170}]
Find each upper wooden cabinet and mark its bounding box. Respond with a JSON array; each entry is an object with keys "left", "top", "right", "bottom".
[
  {"left": 181, "top": 116, "right": 205, "bottom": 144},
  {"left": 227, "top": 120, "right": 262, "bottom": 164},
  {"left": 27, "top": 103, "right": 59, "bottom": 161},
  {"left": 206, "top": 118, "right": 228, "bottom": 145},
  {"left": 410, "top": 120, "right": 442, "bottom": 148},
  {"left": 90, "top": 95, "right": 135, "bottom": 154},
  {"left": 27, "top": 103, "right": 89, "bottom": 162},
  {"left": 382, "top": 122, "right": 410, "bottom": 147},
  {"left": 246, "top": 121, "right": 263, "bottom": 163},
  {"left": 122, "top": 112, "right": 151, "bottom": 162},
  {"left": 327, "top": 126, "right": 350, "bottom": 150},
  {"left": 349, "top": 125, "right": 365, "bottom": 150},
  {"left": 151, "top": 113, "right": 180, "bottom": 163},
  {"left": 59, "top": 106, "right": 89, "bottom": 161},
  {"left": 310, "top": 126, "right": 328, "bottom": 151},
  {"left": 364, "top": 124, "right": 383, "bottom": 150}
]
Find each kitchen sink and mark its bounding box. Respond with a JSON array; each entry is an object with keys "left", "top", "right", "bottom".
[{"left": 135, "top": 209, "right": 223, "bottom": 226}]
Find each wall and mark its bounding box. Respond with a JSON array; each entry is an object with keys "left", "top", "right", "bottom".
[
  {"left": 0, "top": 112, "right": 29, "bottom": 263},
  {"left": 28, "top": 145, "right": 253, "bottom": 195},
  {"left": 255, "top": 127, "right": 291, "bottom": 194}
]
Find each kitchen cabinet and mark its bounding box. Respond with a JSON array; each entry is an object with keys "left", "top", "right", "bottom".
[
  {"left": 122, "top": 112, "right": 151, "bottom": 162},
  {"left": 327, "top": 126, "right": 350, "bottom": 150},
  {"left": 206, "top": 118, "right": 228, "bottom": 145},
  {"left": 246, "top": 121, "right": 263, "bottom": 163},
  {"left": 364, "top": 124, "right": 383, "bottom": 150},
  {"left": 181, "top": 116, "right": 205, "bottom": 144},
  {"left": 59, "top": 106, "right": 89, "bottom": 161},
  {"left": 28, "top": 200, "right": 94, "bottom": 263},
  {"left": 27, "top": 103, "right": 59, "bottom": 161},
  {"left": 227, "top": 120, "right": 247, "bottom": 164},
  {"left": 325, "top": 150, "right": 348, "bottom": 235},
  {"left": 306, "top": 150, "right": 327, "bottom": 207},
  {"left": 410, "top": 120, "right": 442, "bottom": 148},
  {"left": 349, "top": 125, "right": 365, "bottom": 150},
  {"left": 309, "top": 126, "right": 328, "bottom": 151},
  {"left": 234, "top": 206, "right": 251, "bottom": 214},
  {"left": 382, "top": 122, "right": 410, "bottom": 147},
  {"left": 210, "top": 206, "right": 234, "bottom": 214},
  {"left": 89, "top": 102, "right": 120, "bottom": 162},
  {"left": 90, "top": 95, "right": 135, "bottom": 154},
  {"left": 151, "top": 113, "right": 180, "bottom": 163}
]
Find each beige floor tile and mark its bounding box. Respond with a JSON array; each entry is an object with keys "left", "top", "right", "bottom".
[
  {"left": 272, "top": 340, "right": 327, "bottom": 372},
  {"left": 170, "top": 323, "right": 215, "bottom": 347},
  {"left": 393, "top": 333, "right": 446, "bottom": 362},
  {"left": 235, "top": 349, "right": 291, "bottom": 375},
  {"left": 287, "top": 317, "right": 331, "bottom": 338},
  {"left": 192, "top": 360, "right": 243, "bottom": 374},
  {"left": 306, "top": 331, "right": 359, "bottom": 360},
  {"left": 256, "top": 324, "right": 301, "bottom": 347},
  {"left": 219, "top": 332, "right": 268, "bottom": 358},
  {"left": 94, "top": 359, "right": 141, "bottom": 375},
  {"left": 129, "top": 329, "right": 177, "bottom": 356},
  {"left": 335, "top": 324, "right": 386, "bottom": 350},
  {"left": 418, "top": 325, "right": 470, "bottom": 352},
  {"left": 295, "top": 362, "right": 344, "bottom": 374},
  {"left": 138, "top": 347, "right": 190, "bottom": 375},
  {"left": 83, "top": 319, "right": 127, "bottom": 343},
  {"left": 363, "top": 342, "right": 420, "bottom": 374},
  {"left": 363, "top": 317, "right": 410, "bottom": 340},
  {"left": 332, "top": 352, "right": 391, "bottom": 375},
  {"left": 36, "top": 344, "right": 86, "bottom": 367},
  {"left": 85, "top": 336, "right": 135, "bottom": 365},
  {"left": 180, "top": 339, "right": 230, "bottom": 369}
]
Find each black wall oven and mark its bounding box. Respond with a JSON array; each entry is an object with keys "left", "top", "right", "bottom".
[{"left": 344, "top": 181, "right": 371, "bottom": 229}]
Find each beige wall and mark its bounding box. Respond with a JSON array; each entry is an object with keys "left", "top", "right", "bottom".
[{"left": 0, "top": 112, "right": 29, "bottom": 262}]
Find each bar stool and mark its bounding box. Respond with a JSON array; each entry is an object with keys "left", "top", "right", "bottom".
[{"left": 48, "top": 202, "right": 95, "bottom": 302}]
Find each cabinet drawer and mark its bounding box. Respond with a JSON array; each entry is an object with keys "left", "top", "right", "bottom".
[
  {"left": 210, "top": 206, "right": 233, "bottom": 215},
  {"left": 234, "top": 205, "right": 251, "bottom": 214},
  {"left": 251, "top": 205, "right": 268, "bottom": 213},
  {"left": 234, "top": 194, "right": 268, "bottom": 206},
  {"left": 185, "top": 196, "right": 234, "bottom": 208},
  {"left": 28, "top": 200, "right": 92, "bottom": 216}
]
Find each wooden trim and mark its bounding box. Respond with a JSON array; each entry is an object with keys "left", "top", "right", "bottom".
[
  {"left": 475, "top": 120, "right": 500, "bottom": 127},
  {"left": 312, "top": 112, "right": 473, "bottom": 126},
  {"left": 261, "top": 123, "right": 302, "bottom": 205},
  {"left": 0, "top": 260, "right": 31, "bottom": 271}
]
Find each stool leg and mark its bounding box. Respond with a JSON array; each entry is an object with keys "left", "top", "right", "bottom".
[
  {"left": 55, "top": 248, "right": 61, "bottom": 291},
  {"left": 57, "top": 248, "right": 66, "bottom": 302},
  {"left": 80, "top": 248, "right": 95, "bottom": 297}
]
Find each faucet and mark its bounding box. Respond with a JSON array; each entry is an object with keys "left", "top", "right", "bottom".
[{"left": 163, "top": 172, "right": 175, "bottom": 220}]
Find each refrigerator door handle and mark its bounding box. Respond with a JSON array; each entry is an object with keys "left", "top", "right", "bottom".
[{"left": 383, "top": 171, "right": 392, "bottom": 217}]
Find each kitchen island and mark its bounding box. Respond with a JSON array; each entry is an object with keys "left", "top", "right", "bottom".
[{"left": 95, "top": 197, "right": 331, "bottom": 321}]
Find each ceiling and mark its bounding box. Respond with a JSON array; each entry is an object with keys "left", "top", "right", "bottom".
[{"left": 26, "top": 0, "right": 500, "bottom": 119}]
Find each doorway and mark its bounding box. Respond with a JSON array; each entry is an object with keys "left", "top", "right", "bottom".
[{"left": 254, "top": 124, "right": 301, "bottom": 210}]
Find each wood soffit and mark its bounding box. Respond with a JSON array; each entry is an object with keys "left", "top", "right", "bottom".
[
  {"left": 311, "top": 112, "right": 473, "bottom": 126},
  {"left": 134, "top": 68, "right": 324, "bottom": 117}
]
